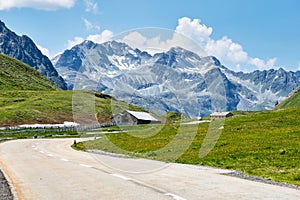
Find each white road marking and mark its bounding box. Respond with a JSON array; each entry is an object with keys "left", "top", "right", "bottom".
[
  {"left": 32, "top": 145, "right": 35, "bottom": 148},
  {"left": 60, "top": 158, "right": 69, "bottom": 162},
  {"left": 47, "top": 154, "right": 54, "bottom": 157},
  {"left": 39, "top": 151, "right": 44, "bottom": 154},
  {"left": 79, "top": 164, "right": 92, "bottom": 168},
  {"left": 110, "top": 173, "right": 131, "bottom": 181},
  {"left": 164, "top": 193, "right": 186, "bottom": 200}
]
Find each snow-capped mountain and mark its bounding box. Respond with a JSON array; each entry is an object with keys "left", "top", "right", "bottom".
[
  {"left": 52, "top": 40, "right": 151, "bottom": 89},
  {"left": 53, "top": 40, "right": 300, "bottom": 117},
  {"left": 221, "top": 68, "right": 300, "bottom": 110},
  {"left": 0, "top": 20, "right": 67, "bottom": 89}
]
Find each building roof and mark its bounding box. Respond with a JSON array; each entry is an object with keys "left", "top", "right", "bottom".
[
  {"left": 126, "top": 110, "right": 160, "bottom": 121},
  {"left": 210, "top": 112, "right": 232, "bottom": 117}
]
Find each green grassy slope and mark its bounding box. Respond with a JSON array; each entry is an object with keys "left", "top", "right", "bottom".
[
  {"left": 276, "top": 87, "right": 300, "bottom": 109},
  {"left": 0, "top": 54, "right": 147, "bottom": 126},
  {"left": 82, "top": 108, "right": 300, "bottom": 186},
  {"left": 0, "top": 90, "right": 145, "bottom": 126},
  {"left": 0, "top": 90, "right": 76, "bottom": 126},
  {"left": 0, "top": 53, "right": 58, "bottom": 90}
]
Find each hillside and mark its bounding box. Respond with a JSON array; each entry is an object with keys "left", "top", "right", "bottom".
[
  {"left": 81, "top": 107, "right": 300, "bottom": 186},
  {"left": 0, "top": 90, "right": 98, "bottom": 126},
  {"left": 276, "top": 86, "right": 300, "bottom": 109},
  {"left": 0, "top": 21, "right": 67, "bottom": 89},
  {"left": 0, "top": 53, "right": 58, "bottom": 90},
  {"left": 0, "top": 53, "right": 145, "bottom": 126},
  {"left": 0, "top": 89, "right": 145, "bottom": 127}
]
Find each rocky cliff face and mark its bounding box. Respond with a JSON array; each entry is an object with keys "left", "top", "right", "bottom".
[
  {"left": 53, "top": 40, "right": 300, "bottom": 117},
  {"left": 0, "top": 21, "right": 67, "bottom": 89}
]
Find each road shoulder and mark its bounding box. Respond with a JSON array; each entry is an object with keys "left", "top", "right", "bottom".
[{"left": 0, "top": 168, "right": 14, "bottom": 200}]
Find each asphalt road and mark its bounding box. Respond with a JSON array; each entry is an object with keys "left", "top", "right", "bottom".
[{"left": 0, "top": 139, "right": 299, "bottom": 200}]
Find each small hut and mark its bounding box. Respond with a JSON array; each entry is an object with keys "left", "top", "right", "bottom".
[
  {"left": 113, "top": 110, "right": 161, "bottom": 125},
  {"left": 210, "top": 112, "right": 233, "bottom": 120}
]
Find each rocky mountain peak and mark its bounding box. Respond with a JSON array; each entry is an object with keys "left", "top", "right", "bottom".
[
  {"left": 0, "top": 20, "right": 8, "bottom": 33},
  {"left": 0, "top": 21, "right": 67, "bottom": 89},
  {"left": 168, "top": 46, "right": 200, "bottom": 58},
  {"left": 80, "top": 40, "right": 97, "bottom": 50}
]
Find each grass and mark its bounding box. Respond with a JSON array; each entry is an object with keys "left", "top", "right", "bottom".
[
  {"left": 0, "top": 53, "right": 58, "bottom": 90},
  {"left": 0, "top": 90, "right": 74, "bottom": 126},
  {"left": 276, "top": 86, "right": 300, "bottom": 109},
  {"left": 0, "top": 90, "right": 146, "bottom": 126},
  {"left": 72, "top": 142, "right": 87, "bottom": 151},
  {"left": 80, "top": 108, "right": 300, "bottom": 186},
  {"left": 0, "top": 53, "right": 147, "bottom": 126}
]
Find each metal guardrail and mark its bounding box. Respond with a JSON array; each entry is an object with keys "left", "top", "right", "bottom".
[{"left": 0, "top": 122, "right": 116, "bottom": 135}]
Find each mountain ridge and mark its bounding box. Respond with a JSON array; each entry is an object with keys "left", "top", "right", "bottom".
[
  {"left": 0, "top": 53, "right": 58, "bottom": 90},
  {"left": 275, "top": 86, "right": 300, "bottom": 109},
  {"left": 53, "top": 40, "right": 300, "bottom": 117},
  {"left": 0, "top": 20, "right": 67, "bottom": 89}
]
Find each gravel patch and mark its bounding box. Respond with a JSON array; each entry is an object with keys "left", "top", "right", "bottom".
[
  {"left": 226, "top": 170, "right": 300, "bottom": 191},
  {"left": 0, "top": 169, "right": 13, "bottom": 200}
]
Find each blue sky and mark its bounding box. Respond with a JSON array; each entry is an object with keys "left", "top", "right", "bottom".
[{"left": 1, "top": 0, "right": 300, "bottom": 72}]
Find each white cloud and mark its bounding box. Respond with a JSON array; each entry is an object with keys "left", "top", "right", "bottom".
[
  {"left": 119, "top": 32, "right": 165, "bottom": 55},
  {"left": 173, "top": 17, "right": 277, "bottom": 71},
  {"left": 86, "top": 30, "right": 114, "bottom": 43},
  {"left": 175, "top": 17, "right": 212, "bottom": 46},
  {"left": 118, "top": 30, "right": 206, "bottom": 56},
  {"left": 120, "top": 17, "right": 278, "bottom": 71},
  {"left": 0, "top": 0, "right": 75, "bottom": 10},
  {"left": 118, "top": 18, "right": 211, "bottom": 56},
  {"left": 37, "top": 44, "right": 51, "bottom": 58},
  {"left": 298, "top": 62, "right": 300, "bottom": 71},
  {"left": 83, "top": 18, "right": 93, "bottom": 31},
  {"left": 67, "top": 37, "right": 84, "bottom": 49},
  {"left": 83, "top": 18, "right": 100, "bottom": 31},
  {"left": 66, "top": 30, "right": 114, "bottom": 49},
  {"left": 249, "top": 57, "right": 277, "bottom": 70},
  {"left": 204, "top": 36, "right": 277, "bottom": 70},
  {"left": 121, "top": 32, "right": 148, "bottom": 49},
  {"left": 84, "top": 0, "right": 98, "bottom": 14},
  {"left": 205, "top": 37, "right": 248, "bottom": 63}
]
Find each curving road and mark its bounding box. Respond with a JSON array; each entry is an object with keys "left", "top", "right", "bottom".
[{"left": 0, "top": 139, "right": 299, "bottom": 200}]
